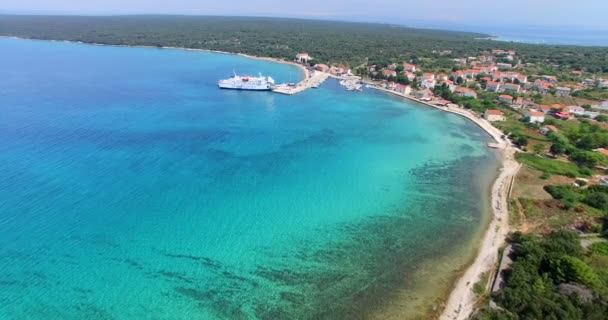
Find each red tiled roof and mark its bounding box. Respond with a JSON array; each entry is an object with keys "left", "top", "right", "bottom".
[{"left": 486, "top": 109, "right": 503, "bottom": 115}]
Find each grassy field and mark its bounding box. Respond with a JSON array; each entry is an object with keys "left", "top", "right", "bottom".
[
  {"left": 494, "top": 118, "right": 551, "bottom": 143},
  {"left": 516, "top": 153, "right": 589, "bottom": 177}
]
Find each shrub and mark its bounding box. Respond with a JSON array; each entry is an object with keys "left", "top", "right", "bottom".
[
  {"left": 584, "top": 192, "right": 608, "bottom": 210},
  {"left": 589, "top": 242, "right": 608, "bottom": 256}
]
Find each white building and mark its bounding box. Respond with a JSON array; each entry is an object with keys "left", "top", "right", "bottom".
[
  {"left": 526, "top": 110, "right": 545, "bottom": 124},
  {"left": 394, "top": 84, "right": 412, "bottom": 95},
  {"left": 295, "top": 53, "right": 312, "bottom": 64},
  {"left": 555, "top": 87, "right": 572, "bottom": 96},
  {"left": 567, "top": 105, "right": 585, "bottom": 116}
]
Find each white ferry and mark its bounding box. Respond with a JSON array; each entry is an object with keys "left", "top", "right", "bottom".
[{"left": 218, "top": 73, "right": 275, "bottom": 91}]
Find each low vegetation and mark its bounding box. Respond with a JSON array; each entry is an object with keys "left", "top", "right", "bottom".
[{"left": 515, "top": 153, "right": 591, "bottom": 178}]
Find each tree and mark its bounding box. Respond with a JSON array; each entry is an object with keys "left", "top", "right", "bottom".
[
  {"left": 516, "top": 136, "right": 529, "bottom": 148},
  {"left": 533, "top": 143, "right": 545, "bottom": 154},
  {"left": 550, "top": 142, "right": 567, "bottom": 155},
  {"left": 570, "top": 150, "right": 603, "bottom": 167},
  {"left": 596, "top": 115, "right": 608, "bottom": 122},
  {"left": 585, "top": 192, "right": 608, "bottom": 210},
  {"left": 456, "top": 76, "right": 464, "bottom": 85}
]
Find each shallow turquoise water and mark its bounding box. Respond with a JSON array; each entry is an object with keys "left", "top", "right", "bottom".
[{"left": 0, "top": 38, "right": 497, "bottom": 319}]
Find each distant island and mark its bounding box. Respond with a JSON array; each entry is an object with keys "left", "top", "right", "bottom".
[{"left": 2, "top": 15, "right": 607, "bottom": 320}]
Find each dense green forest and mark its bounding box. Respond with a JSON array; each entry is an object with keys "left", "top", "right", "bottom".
[
  {"left": 1, "top": 15, "right": 607, "bottom": 72},
  {"left": 475, "top": 231, "right": 608, "bottom": 320}
]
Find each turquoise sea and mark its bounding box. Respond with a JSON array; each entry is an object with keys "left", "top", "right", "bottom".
[{"left": 0, "top": 38, "right": 498, "bottom": 319}]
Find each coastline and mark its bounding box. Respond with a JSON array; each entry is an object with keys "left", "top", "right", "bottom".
[
  {"left": 0, "top": 36, "right": 310, "bottom": 80},
  {"left": 369, "top": 86, "right": 520, "bottom": 320},
  {"left": 2, "top": 35, "right": 518, "bottom": 320}
]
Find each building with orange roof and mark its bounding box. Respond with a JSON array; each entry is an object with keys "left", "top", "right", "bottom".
[
  {"left": 455, "top": 87, "right": 477, "bottom": 99},
  {"left": 484, "top": 109, "right": 505, "bottom": 122},
  {"left": 403, "top": 63, "right": 417, "bottom": 72},
  {"left": 498, "top": 95, "right": 513, "bottom": 103}
]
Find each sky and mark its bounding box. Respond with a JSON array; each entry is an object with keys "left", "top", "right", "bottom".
[{"left": 2, "top": 0, "right": 607, "bottom": 31}]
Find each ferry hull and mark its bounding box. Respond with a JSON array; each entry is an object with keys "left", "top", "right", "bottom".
[{"left": 218, "top": 86, "right": 273, "bottom": 91}]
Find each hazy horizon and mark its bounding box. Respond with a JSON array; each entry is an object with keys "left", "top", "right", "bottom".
[{"left": 2, "top": 0, "right": 607, "bottom": 32}]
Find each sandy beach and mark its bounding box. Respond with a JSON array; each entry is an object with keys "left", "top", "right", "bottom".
[{"left": 370, "top": 86, "right": 521, "bottom": 320}]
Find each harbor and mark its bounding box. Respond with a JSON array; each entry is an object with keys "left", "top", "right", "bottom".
[{"left": 272, "top": 70, "right": 330, "bottom": 95}]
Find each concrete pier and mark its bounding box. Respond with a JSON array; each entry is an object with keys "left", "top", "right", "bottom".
[{"left": 273, "top": 71, "right": 329, "bottom": 95}]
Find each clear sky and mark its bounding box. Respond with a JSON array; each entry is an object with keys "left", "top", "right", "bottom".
[{"left": 2, "top": 0, "right": 606, "bottom": 31}]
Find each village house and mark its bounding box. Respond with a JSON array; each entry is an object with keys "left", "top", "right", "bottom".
[
  {"left": 475, "top": 66, "right": 497, "bottom": 74},
  {"left": 385, "top": 81, "right": 397, "bottom": 90},
  {"left": 540, "top": 125, "right": 559, "bottom": 135},
  {"left": 463, "top": 69, "right": 478, "bottom": 78},
  {"left": 451, "top": 70, "right": 465, "bottom": 80},
  {"left": 513, "top": 97, "right": 524, "bottom": 107},
  {"left": 403, "top": 71, "right": 416, "bottom": 81},
  {"left": 502, "top": 83, "right": 521, "bottom": 93},
  {"left": 567, "top": 105, "right": 585, "bottom": 116},
  {"left": 582, "top": 78, "right": 596, "bottom": 87},
  {"left": 331, "top": 67, "right": 350, "bottom": 76},
  {"left": 422, "top": 78, "right": 437, "bottom": 89},
  {"left": 526, "top": 110, "right": 545, "bottom": 124},
  {"left": 478, "top": 55, "right": 494, "bottom": 63},
  {"left": 295, "top": 53, "right": 312, "bottom": 64},
  {"left": 584, "top": 111, "right": 599, "bottom": 119},
  {"left": 492, "top": 72, "right": 504, "bottom": 82},
  {"left": 538, "top": 105, "right": 552, "bottom": 113},
  {"left": 453, "top": 58, "right": 467, "bottom": 65},
  {"left": 403, "top": 63, "right": 417, "bottom": 72},
  {"left": 394, "top": 84, "right": 412, "bottom": 95},
  {"left": 387, "top": 63, "right": 398, "bottom": 70},
  {"left": 415, "top": 89, "right": 433, "bottom": 101},
  {"left": 313, "top": 64, "right": 329, "bottom": 72},
  {"left": 484, "top": 109, "right": 505, "bottom": 122},
  {"left": 555, "top": 86, "right": 572, "bottom": 96},
  {"left": 498, "top": 94, "right": 513, "bottom": 103},
  {"left": 515, "top": 74, "right": 528, "bottom": 83},
  {"left": 594, "top": 101, "right": 608, "bottom": 110},
  {"left": 455, "top": 87, "right": 478, "bottom": 99},
  {"left": 437, "top": 73, "right": 449, "bottom": 81},
  {"left": 496, "top": 62, "right": 512, "bottom": 69},
  {"left": 486, "top": 81, "right": 501, "bottom": 92},
  {"left": 382, "top": 69, "right": 397, "bottom": 78},
  {"left": 368, "top": 65, "right": 377, "bottom": 72},
  {"left": 443, "top": 80, "right": 456, "bottom": 92},
  {"left": 541, "top": 75, "right": 558, "bottom": 83},
  {"left": 492, "top": 49, "right": 507, "bottom": 55}
]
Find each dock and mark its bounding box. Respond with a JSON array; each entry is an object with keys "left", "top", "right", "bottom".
[{"left": 273, "top": 71, "right": 329, "bottom": 95}]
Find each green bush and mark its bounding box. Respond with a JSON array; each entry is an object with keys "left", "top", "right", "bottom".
[{"left": 589, "top": 242, "right": 608, "bottom": 256}]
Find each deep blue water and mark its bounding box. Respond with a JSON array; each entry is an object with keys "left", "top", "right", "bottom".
[{"left": 0, "top": 38, "right": 497, "bottom": 319}]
